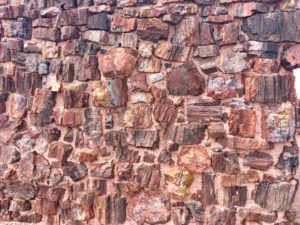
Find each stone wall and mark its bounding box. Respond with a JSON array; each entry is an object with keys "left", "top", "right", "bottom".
[{"left": 0, "top": 0, "right": 299, "bottom": 224}]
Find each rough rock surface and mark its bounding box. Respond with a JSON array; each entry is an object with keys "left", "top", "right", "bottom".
[{"left": 0, "top": 0, "right": 299, "bottom": 224}]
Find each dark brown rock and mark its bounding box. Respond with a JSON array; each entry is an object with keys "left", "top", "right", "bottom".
[
  {"left": 229, "top": 107, "right": 256, "bottom": 138},
  {"left": 30, "top": 88, "right": 56, "bottom": 126},
  {"left": 201, "top": 172, "right": 218, "bottom": 207},
  {"left": 206, "top": 206, "right": 236, "bottom": 225},
  {"left": 245, "top": 75, "right": 292, "bottom": 103},
  {"left": 155, "top": 42, "right": 191, "bottom": 62},
  {"left": 277, "top": 145, "right": 299, "bottom": 176},
  {"left": 137, "top": 18, "right": 169, "bottom": 42},
  {"left": 105, "top": 129, "right": 127, "bottom": 148},
  {"left": 186, "top": 98, "right": 222, "bottom": 124},
  {"left": 211, "top": 151, "right": 240, "bottom": 174},
  {"left": 90, "top": 160, "right": 114, "bottom": 178},
  {"left": 244, "top": 151, "right": 274, "bottom": 171},
  {"left": 224, "top": 186, "right": 247, "bottom": 207},
  {"left": 63, "top": 90, "right": 89, "bottom": 109},
  {"left": 0, "top": 43, "right": 11, "bottom": 62},
  {"left": 153, "top": 98, "right": 177, "bottom": 123},
  {"left": 166, "top": 62, "right": 205, "bottom": 96},
  {"left": 127, "top": 129, "right": 158, "bottom": 148},
  {"left": 33, "top": 27, "right": 60, "bottom": 42},
  {"left": 48, "top": 142, "right": 73, "bottom": 164},
  {"left": 88, "top": 13, "right": 109, "bottom": 30},
  {"left": 169, "top": 123, "right": 205, "bottom": 145},
  {"left": 63, "top": 161, "right": 88, "bottom": 182}
]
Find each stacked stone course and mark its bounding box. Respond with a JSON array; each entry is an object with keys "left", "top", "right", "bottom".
[{"left": 0, "top": 0, "right": 299, "bottom": 224}]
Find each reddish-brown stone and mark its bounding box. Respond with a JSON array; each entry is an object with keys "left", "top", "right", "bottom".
[
  {"left": 166, "top": 62, "right": 205, "bottom": 96},
  {"left": 98, "top": 48, "right": 138, "bottom": 79},
  {"left": 137, "top": 18, "right": 169, "bottom": 42},
  {"left": 111, "top": 14, "right": 136, "bottom": 32},
  {"left": 178, "top": 145, "right": 210, "bottom": 173}
]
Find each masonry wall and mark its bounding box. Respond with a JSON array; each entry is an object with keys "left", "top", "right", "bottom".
[{"left": 0, "top": 0, "right": 299, "bottom": 224}]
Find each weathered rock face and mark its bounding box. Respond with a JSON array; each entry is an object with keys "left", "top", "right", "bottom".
[
  {"left": 166, "top": 62, "right": 206, "bottom": 96},
  {"left": 0, "top": 0, "right": 299, "bottom": 224},
  {"left": 98, "top": 47, "right": 138, "bottom": 79}
]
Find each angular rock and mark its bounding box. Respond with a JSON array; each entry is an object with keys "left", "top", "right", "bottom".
[
  {"left": 253, "top": 58, "right": 279, "bottom": 74},
  {"left": 261, "top": 102, "right": 295, "bottom": 143},
  {"left": 5, "top": 182, "right": 36, "bottom": 200},
  {"left": 244, "top": 208, "right": 277, "bottom": 223},
  {"left": 0, "top": 146, "right": 20, "bottom": 164},
  {"left": 153, "top": 98, "right": 177, "bottom": 123},
  {"left": 206, "top": 206, "right": 236, "bottom": 225},
  {"left": 0, "top": 43, "right": 10, "bottom": 63},
  {"left": 166, "top": 62, "right": 205, "bottom": 96},
  {"left": 104, "top": 129, "right": 127, "bottom": 148},
  {"left": 124, "top": 103, "right": 153, "bottom": 129},
  {"left": 84, "top": 107, "right": 102, "bottom": 138},
  {"left": 155, "top": 42, "right": 191, "bottom": 62},
  {"left": 282, "top": 44, "right": 300, "bottom": 70},
  {"left": 111, "top": 14, "right": 136, "bottom": 32},
  {"left": 224, "top": 186, "right": 247, "bottom": 207},
  {"left": 254, "top": 180, "right": 298, "bottom": 211},
  {"left": 170, "top": 123, "right": 205, "bottom": 145},
  {"left": 7, "top": 93, "right": 27, "bottom": 119},
  {"left": 244, "top": 151, "right": 274, "bottom": 171},
  {"left": 60, "top": 26, "right": 79, "bottom": 40},
  {"left": 242, "top": 11, "right": 300, "bottom": 43},
  {"left": 245, "top": 75, "right": 292, "bottom": 103},
  {"left": 229, "top": 107, "right": 256, "bottom": 138},
  {"left": 3, "top": 17, "right": 32, "bottom": 39},
  {"left": 173, "top": 16, "right": 201, "bottom": 46},
  {"left": 172, "top": 205, "right": 190, "bottom": 225},
  {"left": 63, "top": 90, "right": 89, "bottom": 108},
  {"left": 207, "top": 76, "right": 237, "bottom": 100},
  {"left": 217, "top": 48, "right": 250, "bottom": 74},
  {"left": 229, "top": 2, "right": 269, "bottom": 17},
  {"left": 211, "top": 151, "right": 240, "bottom": 174},
  {"left": 62, "top": 62, "right": 75, "bottom": 82},
  {"left": 165, "top": 170, "right": 194, "bottom": 198},
  {"left": 0, "top": 76, "right": 14, "bottom": 92},
  {"left": 137, "top": 57, "right": 161, "bottom": 73},
  {"left": 33, "top": 27, "right": 60, "bottom": 42},
  {"left": 59, "top": 8, "right": 88, "bottom": 26},
  {"left": 126, "top": 129, "right": 158, "bottom": 148},
  {"left": 277, "top": 145, "right": 299, "bottom": 176},
  {"left": 63, "top": 161, "right": 88, "bottom": 182},
  {"left": 90, "top": 160, "right": 114, "bottom": 178},
  {"left": 208, "top": 122, "right": 226, "bottom": 139},
  {"left": 83, "top": 30, "right": 118, "bottom": 45},
  {"left": 186, "top": 98, "right": 222, "bottom": 124},
  {"left": 48, "top": 142, "right": 73, "bottom": 164},
  {"left": 178, "top": 145, "right": 210, "bottom": 173},
  {"left": 201, "top": 172, "right": 218, "bottom": 206},
  {"left": 220, "top": 22, "right": 239, "bottom": 45},
  {"left": 30, "top": 89, "right": 56, "bottom": 126},
  {"left": 93, "top": 79, "right": 128, "bottom": 107},
  {"left": 128, "top": 191, "right": 170, "bottom": 224},
  {"left": 194, "top": 45, "right": 220, "bottom": 58},
  {"left": 98, "top": 48, "right": 138, "bottom": 79},
  {"left": 137, "top": 18, "right": 169, "bottom": 42},
  {"left": 219, "top": 136, "right": 271, "bottom": 150},
  {"left": 88, "top": 13, "right": 109, "bottom": 30},
  {"left": 42, "top": 127, "right": 61, "bottom": 142},
  {"left": 121, "top": 32, "right": 138, "bottom": 48},
  {"left": 60, "top": 109, "right": 84, "bottom": 127}
]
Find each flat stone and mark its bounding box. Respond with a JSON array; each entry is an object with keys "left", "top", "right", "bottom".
[
  {"left": 244, "top": 151, "right": 274, "bottom": 171},
  {"left": 244, "top": 75, "right": 292, "bottom": 103},
  {"left": 253, "top": 58, "right": 279, "bottom": 73},
  {"left": 98, "top": 48, "right": 138, "bottom": 79},
  {"left": 87, "top": 13, "right": 109, "bottom": 30},
  {"left": 224, "top": 186, "right": 247, "bottom": 207},
  {"left": 33, "top": 27, "right": 60, "bottom": 42},
  {"left": 63, "top": 90, "right": 89, "bottom": 109},
  {"left": 111, "top": 14, "right": 136, "bottom": 32},
  {"left": 155, "top": 42, "right": 191, "bottom": 62},
  {"left": 277, "top": 145, "right": 299, "bottom": 176},
  {"left": 166, "top": 62, "right": 205, "bottom": 96},
  {"left": 137, "top": 18, "right": 169, "bottom": 42},
  {"left": 218, "top": 135, "right": 271, "bottom": 150},
  {"left": 254, "top": 180, "right": 298, "bottom": 211},
  {"left": 186, "top": 97, "right": 222, "bottom": 124},
  {"left": 124, "top": 103, "right": 153, "bottom": 129},
  {"left": 229, "top": 107, "right": 256, "bottom": 138},
  {"left": 201, "top": 172, "right": 218, "bottom": 206},
  {"left": 194, "top": 45, "right": 220, "bottom": 58},
  {"left": 127, "top": 191, "right": 171, "bottom": 224},
  {"left": 169, "top": 123, "right": 205, "bottom": 145},
  {"left": 48, "top": 142, "right": 73, "bottom": 164},
  {"left": 211, "top": 151, "right": 240, "bottom": 174},
  {"left": 178, "top": 145, "right": 210, "bottom": 173},
  {"left": 207, "top": 76, "right": 237, "bottom": 100},
  {"left": 217, "top": 48, "right": 250, "bottom": 74},
  {"left": 153, "top": 98, "right": 177, "bottom": 123},
  {"left": 90, "top": 160, "right": 114, "bottom": 178},
  {"left": 83, "top": 30, "right": 118, "bottom": 45},
  {"left": 126, "top": 129, "right": 158, "bottom": 148},
  {"left": 63, "top": 161, "right": 88, "bottom": 182},
  {"left": 242, "top": 11, "right": 300, "bottom": 42},
  {"left": 137, "top": 57, "right": 161, "bottom": 73},
  {"left": 93, "top": 79, "right": 128, "bottom": 107},
  {"left": 206, "top": 206, "right": 236, "bottom": 225},
  {"left": 172, "top": 16, "right": 201, "bottom": 46},
  {"left": 5, "top": 182, "right": 36, "bottom": 200},
  {"left": 261, "top": 102, "right": 295, "bottom": 143},
  {"left": 7, "top": 93, "right": 27, "bottom": 120}
]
